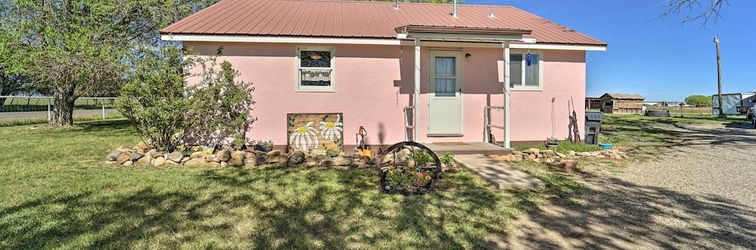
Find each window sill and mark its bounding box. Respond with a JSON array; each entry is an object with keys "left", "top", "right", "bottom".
[
  {"left": 511, "top": 87, "right": 543, "bottom": 92},
  {"left": 296, "top": 88, "right": 336, "bottom": 93}
]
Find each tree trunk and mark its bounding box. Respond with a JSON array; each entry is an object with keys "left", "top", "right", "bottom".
[{"left": 50, "top": 88, "right": 75, "bottom": 126}]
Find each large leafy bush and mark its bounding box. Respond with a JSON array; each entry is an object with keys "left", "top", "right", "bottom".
[{"left": 117, "top": 46, "right": 254, "bottom": 152}]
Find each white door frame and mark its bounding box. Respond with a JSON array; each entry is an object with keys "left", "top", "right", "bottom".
[{"left": 427, "top": 50, "right": 464, "bottom": 136}]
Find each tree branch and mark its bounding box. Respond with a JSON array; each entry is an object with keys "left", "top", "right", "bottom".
[{"left": 656, "top": 0, "right": 728, "bottom": 29}]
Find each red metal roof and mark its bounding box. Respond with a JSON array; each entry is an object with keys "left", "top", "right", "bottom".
[{"left": 161, "top": 0, "right": 606, "bottom": 46}]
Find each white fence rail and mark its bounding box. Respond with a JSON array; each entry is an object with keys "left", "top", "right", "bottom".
[{"left": 0, "top": 96, "right": 118, "bottom": 121}]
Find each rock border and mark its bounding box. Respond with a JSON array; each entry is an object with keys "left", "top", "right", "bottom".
[
  {"left": 105, "top": 142, "right": 373, "bottom": 169},
  {"left": 489, "top": 148, "right": 630, "bottom": 169}
]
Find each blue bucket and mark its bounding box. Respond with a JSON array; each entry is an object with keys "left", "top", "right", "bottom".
[{"left": 598, "top": 143, "right": 612, "bottom": 150}]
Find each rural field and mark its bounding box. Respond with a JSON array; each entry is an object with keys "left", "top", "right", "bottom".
[{"left": 2, "top": 114, "right": 755, "bottom": 249}]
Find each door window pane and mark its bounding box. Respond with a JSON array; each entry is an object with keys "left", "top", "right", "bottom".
[{"left": 435, "top": 57, "right": 456, "bottom": 97}]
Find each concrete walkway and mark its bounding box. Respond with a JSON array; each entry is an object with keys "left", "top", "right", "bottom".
[{"left": 453, "top": 154, "right": 546, "bottom": 189}]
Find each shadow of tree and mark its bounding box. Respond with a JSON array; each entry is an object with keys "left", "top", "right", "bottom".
[
  {"left": 0, "top": 167, "right": 535, "bottom": 249},
  {"left": 507, "top": 174, "right": 756, "bottom": 249}
]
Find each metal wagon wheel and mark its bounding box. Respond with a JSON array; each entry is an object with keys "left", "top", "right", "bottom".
[{"left": 376, "top": 141, "right": 442, "bottom": 195}]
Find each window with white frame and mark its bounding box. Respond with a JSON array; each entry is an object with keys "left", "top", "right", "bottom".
[
  {"left": 510, "top": 52, "right": 542, "bottom": 90},
  {"left": 297, "top": 47, "right": 334, "bottom": 91}
]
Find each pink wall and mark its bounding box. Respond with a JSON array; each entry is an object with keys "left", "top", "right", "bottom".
[{"left": 184, "top": 42, "right": 586, "bottom": 147}]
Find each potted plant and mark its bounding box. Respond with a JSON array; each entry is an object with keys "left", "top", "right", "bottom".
[
  {"left": 544, "top": 137, "right": 559, "bottom": 149},
  {"left": 250, "top": 140, "right": 274, "bottom": 152}
]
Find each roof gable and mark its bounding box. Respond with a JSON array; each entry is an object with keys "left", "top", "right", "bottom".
[{"left": 161, "top": 0, "right": 606, "bottom": 46}]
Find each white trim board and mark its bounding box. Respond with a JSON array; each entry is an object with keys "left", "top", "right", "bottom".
[{"left": 162, "top": 34, "right": 606, "bottom": 51}]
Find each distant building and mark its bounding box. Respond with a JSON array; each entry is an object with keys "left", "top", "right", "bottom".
[
  {"left": 599, "top": 93, "right": 645, "bottom": 114},
  {"left": 585, "top": 97, "right": 602, "bottom": 110}
]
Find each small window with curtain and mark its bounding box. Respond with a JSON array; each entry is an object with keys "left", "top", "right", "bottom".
[
  {"left": 509, "top": 52, "right": 542, "bottom": 90},
  {"left": 297, "top": 47, "right": 334, "bottom": 92},
  {"left": 434, "top": 56, "right": 456, "bottom": 97}
]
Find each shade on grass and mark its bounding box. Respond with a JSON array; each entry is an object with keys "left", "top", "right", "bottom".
[{"left": 0, "top": 119, "right": 544, "bottom": 249}]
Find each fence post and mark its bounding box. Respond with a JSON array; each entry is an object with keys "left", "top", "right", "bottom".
[
  {"left": 47, "top": 98, "right": 51, "bottom": 121},
  {"left": 102, "top": 99, "right": 105, "bottom": 120}
]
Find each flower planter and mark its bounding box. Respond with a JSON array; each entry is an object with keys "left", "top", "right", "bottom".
[{"left": 376, "top": 141, "right": 442, "bottom": 195}]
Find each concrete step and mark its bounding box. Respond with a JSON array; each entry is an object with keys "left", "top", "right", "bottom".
[{"left": 453, "top": 154, "right": 546, "bottom": 189}]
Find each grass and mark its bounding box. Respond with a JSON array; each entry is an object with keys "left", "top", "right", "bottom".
[
  {"left": 597, "top": 113, "right": 748, "bottom": 158},
  {"left": 0, "top": 119, "right": 547, "bottom": 249}
]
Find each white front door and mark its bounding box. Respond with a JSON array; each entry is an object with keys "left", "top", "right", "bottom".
[{"left": 428, "top": 51, "right": 463, "bottom": 136}]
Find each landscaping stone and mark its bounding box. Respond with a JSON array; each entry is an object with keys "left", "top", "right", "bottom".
[
  {"left": 164, "top": 160, "right": 179, "bottom": 166},
  {"left": 134, "top": 141, "right": 149, "bottom": 153},
  {"left": 288, "top": 151, "right": 306, "bottom": 165},
  {"left": 305, "top": 158, "right": 319, "bottom": 168},
  {"left": 116, "top": 152, "right": 130, "bottom": 165},
  {"left": 165, "top": 151, "right": 183, "bottom": 162},
  {"left": 541, "top": 150, "right": 555, "bottom": 157},
  {"left": 528, "top": 154, "right": 537, "bottom": 160},
  {"left": 191, "top": 152, "right": 205, "bottom": 159},
  {"left": 122, "top": 161, "right": 133, "bottom": 167},
  {"left": 150, "top": 150, "right": 164, "bottom": 159},
  {"left": 217, "top": 149, "right": 232, "bottom": 162},
  {"left": 529, "top": 148, "right": 540, "bottom": 155},
  {"left": 228, "top": 151, "right": 246, "bottom": 166},
  {"left": 184, "top": 158, "right": 206, "bottom": 166},
  {"left": 106, "top": 151, "right": 121, "bottom": 161},
  {"left": 556, "top": 152, "right": 567, "bottom": 158},
  {"left": 276, "top": 155, "right": 288, "bottom": 168},
  {"left": 220, "top": 161, "right": 228, "bottom": 167},
  {"left": 332, "top": 156, "right": 352, "bottom": 166},
  {"left": 208, "top": 162, "right": 221, "bottom": 168},
  {"left": 128, "top": 152, "right": 144, "bottom": 162},
  {"left": 319, "top": 158, "right": 333, "bottom": 168},
  {"left": 268, "top": 155, "right": 279, "bottom": 164},
  {"left": 105, "top": 160, "right": 117, "bottom": 165},
  {"left": 254, "top": 153, "right": 267, "bottom": 165},
  {"left": 181, "top": 157, "right": 191, "bottom": 164},
  {"left": 153, "top": 157, "right": 166, "bottom": 167},
  {"left": 569, "top": 151, "right": 576, "bottom": 156},
  {"left": 266, "top": 150, "right": 281, "bottom": 157},
  {"left": 137, "top": 155, "right": 150, "bottom": 165},
  {"left": 581, "top": 152, "right": 592, "bottom": 157}
]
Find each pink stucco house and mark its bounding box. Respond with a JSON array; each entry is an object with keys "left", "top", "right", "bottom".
[{"left": 161, "top": 0, "right": 606, "bottom": 152}]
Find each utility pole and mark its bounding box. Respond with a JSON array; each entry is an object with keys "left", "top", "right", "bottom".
[{"left": 714, "top": 37, "right": 725, "bottom": 118}]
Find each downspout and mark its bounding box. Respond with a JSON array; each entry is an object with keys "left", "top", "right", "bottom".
[
  {"left": 502, "top": 42, "right": 511, "bottom": 148},
  {"left": 414, "top": 38, "right": 421, "bottom": 142}
]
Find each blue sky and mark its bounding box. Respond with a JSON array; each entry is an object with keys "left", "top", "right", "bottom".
[{"left": 467, "top": 0, "right": 756, "bottom": 101}]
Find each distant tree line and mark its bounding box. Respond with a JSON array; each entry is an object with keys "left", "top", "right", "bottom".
[{"left": 685, "top": 95, "right": 713, "bottom": 107}]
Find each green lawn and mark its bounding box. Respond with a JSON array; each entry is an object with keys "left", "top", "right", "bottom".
[
  {"left": 0, "top": 119, "right": 546, "bottom": 249},
  {"left": 598, "top": 113, "right": 748, "bottom": 155}
]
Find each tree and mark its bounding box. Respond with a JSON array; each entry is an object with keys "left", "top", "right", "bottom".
[
  {"left": 658, "top": 0, "right": 729, "bottom": 28},
  {"left": 0, "top": 0, "right": 219, "bottom": 126},
  {"left": 0, "top": 69, "right": 25, "bottom": 106},
  {"left": 685, "top": 95, "right": 713, "bottom": 107}
]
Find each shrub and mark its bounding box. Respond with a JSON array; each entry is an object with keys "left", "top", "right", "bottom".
[{"left": 117, "top": 45, "right": 254, "bottom": 152}]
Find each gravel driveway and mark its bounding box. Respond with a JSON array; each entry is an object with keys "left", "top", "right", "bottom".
[{"left": 506, "top": 123, "right": 756, "bottom": 249}]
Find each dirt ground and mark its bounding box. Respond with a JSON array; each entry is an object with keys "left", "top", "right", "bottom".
[{"left": 505, "top": 123, "right": 756, "bottom": 249}]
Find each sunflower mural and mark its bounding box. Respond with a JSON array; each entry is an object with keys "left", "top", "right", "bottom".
[{"left": 287, "top": 113, "right": 343, "bottom": 154}]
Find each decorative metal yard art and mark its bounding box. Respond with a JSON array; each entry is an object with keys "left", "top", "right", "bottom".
[{"left": 376, "top": 141, "right": 442, "bottom": 195}]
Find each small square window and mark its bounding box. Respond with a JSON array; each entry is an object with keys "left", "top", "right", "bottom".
[
  {"left": 297, "top": 47, "right": 334, "bottom": 91},
  {"left": 509, "top": 52, "right": 542, "bottom": 90}
]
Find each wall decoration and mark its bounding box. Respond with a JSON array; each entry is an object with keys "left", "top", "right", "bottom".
[{"left": 287, "top": 113, "right": 343, "bottom": 154}]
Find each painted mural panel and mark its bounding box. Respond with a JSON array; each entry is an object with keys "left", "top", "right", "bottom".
[{"left": 287, "top": 113, "right": 343, "bottom": 154}]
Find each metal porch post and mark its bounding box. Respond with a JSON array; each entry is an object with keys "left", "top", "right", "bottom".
[
  {"left": 502, "top": 42, "right": 511, "bottom": 148},
  {"left": 414, "top": 39, "right": 421, "bottom": 142}
]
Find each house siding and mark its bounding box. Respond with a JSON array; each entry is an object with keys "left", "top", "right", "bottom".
[{"left": 185, "top": 42, "right": 586, "bottom": 148}]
